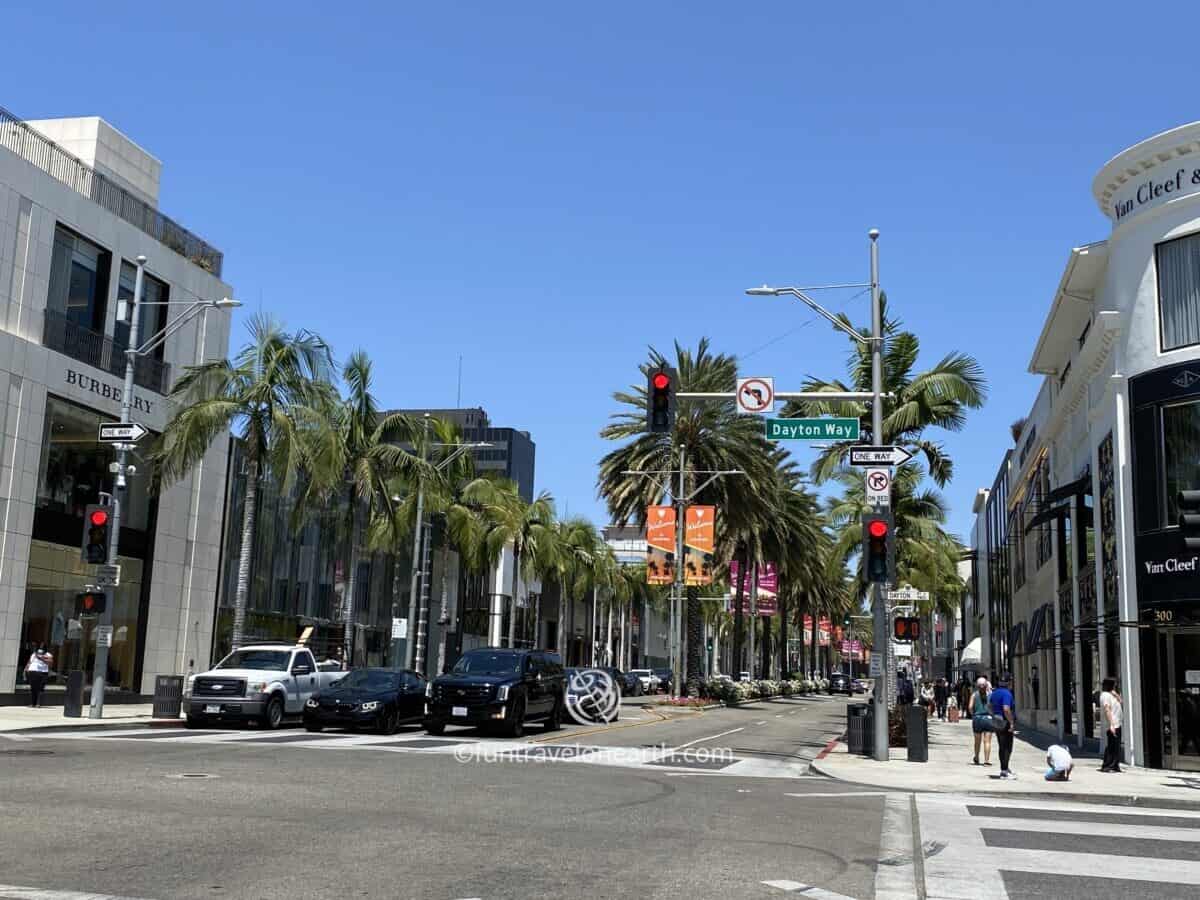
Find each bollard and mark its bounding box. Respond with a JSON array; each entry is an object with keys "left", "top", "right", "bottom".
[
  {"left": 63, "top": 670, "right": 84, "bottom": 718},
  {"left": 906, "top": 704, "right": 928, "bottom": 762}
]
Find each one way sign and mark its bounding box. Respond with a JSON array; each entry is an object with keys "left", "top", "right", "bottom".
[
  {"left": 848, "top": 445, "right": 914, "bottom": 467},
  {"left": 98, "top": 422, "right": 148, "bottom": 443}
]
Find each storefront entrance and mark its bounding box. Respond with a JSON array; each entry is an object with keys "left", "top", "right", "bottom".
[{"left": 1158, "top": 628, "right": 1200, "bottom": 771}]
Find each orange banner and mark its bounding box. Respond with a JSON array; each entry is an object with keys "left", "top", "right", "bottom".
[
  {"left": 684, "top": 505, "right": 715, "bottom": 586},
  {"left": 645, "top": 506, "right": 676, "bottom": 585}
]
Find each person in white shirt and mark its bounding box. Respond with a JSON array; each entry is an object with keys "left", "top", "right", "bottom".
[
  {"left": 1099, "top": 678, "right": 1124, "bottom": 773},
  {"left": 1045, "top": 744, "right": 1074, "bottom": 781},
  {"left": 24, "top": 645, "right": 53, "bottom": 708}
]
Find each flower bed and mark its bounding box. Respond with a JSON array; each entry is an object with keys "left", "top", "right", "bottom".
[{"left": 700, "top": 676, "right": 830, "bottom": 704}]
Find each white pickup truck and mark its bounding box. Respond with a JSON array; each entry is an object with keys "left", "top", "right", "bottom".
[{"left": 183, "top": 644, "right": 345, "bottom": 729}]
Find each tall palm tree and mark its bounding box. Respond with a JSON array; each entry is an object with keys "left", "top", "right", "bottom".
[
  {"left": 552, "top": 517, "right": 600, "bottom": 659},
  {"left": 599, "top": 339, "right": 783, "bottom": 693},
  {"left": 785, "top": 298, "right": 986, "bottom": 487},
  {"left": 319, "top": 352, "right": 426, "bottom": 664},
  {"left": 155, "top": 315, "right": 336, "bottom": 650},
  {"left": 465, "top": 480, "right": 557, "bottom": 648}
]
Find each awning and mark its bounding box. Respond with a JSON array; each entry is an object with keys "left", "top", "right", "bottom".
[
  {"left": 958, "top": 636, "right": 982, "bottom": 666},
  {"left": 1047, "top": 470, "right": 1092, "bottom": 503},
  {"left": 1008, "top": 622, "right": 1026, "bottom": 657},
  {"left": 1025, "top": 503, "right": 1068, "bottom": 535},
  {"left": 1027, "top": 603, "right": 1051, "bottom": 651}
]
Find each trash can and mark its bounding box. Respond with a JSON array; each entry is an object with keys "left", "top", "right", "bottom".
[
  {"left": 152, "top": 675, "right": 184, "bottom": 719},
  {"left": 906, "top": 704, "right": 928, "bottom": 762},
  {"left": 846, "top": 704, "right": 871, "bottom": 755},
  {"left": 63, "top": 670, "right": 84, "bottom": 718}
]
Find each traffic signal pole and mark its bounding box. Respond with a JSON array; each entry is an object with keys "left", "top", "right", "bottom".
[
  {"left": 90, "top": 255, "right": 145, "bottom": 718},
  {"left": 867, "top": 230, "right": 889, "bottom": 762}
]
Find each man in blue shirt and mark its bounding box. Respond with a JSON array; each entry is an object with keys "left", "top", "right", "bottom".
[{"left": 990, "top": 673, "right": 1017, "bottom": 779}]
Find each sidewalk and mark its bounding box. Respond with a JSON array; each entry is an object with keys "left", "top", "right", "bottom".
[
  {"left": 0, "top": 703, "right": 166, "bottom": 733},
  {"left": 810, "top": 712, "right": 1200, "bottom": 807}
]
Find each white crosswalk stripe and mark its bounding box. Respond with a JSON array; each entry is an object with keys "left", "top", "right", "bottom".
[{"left": 918, "top": 793, "right": 1200, "bottom": 899}]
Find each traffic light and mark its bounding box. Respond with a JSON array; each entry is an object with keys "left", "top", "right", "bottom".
[
  {"left": 81, "top": 504, "right": 110, "bottom": 564},
  {"left": 863, "top": 511, "right": 894, "bottom": 584},
  {"left": 893, "top": 616, "right": 920, "bottom": 642},
  {"left": 706, "top": 637, "right": 714, "bottom": 651},
  {"left": 1179, "top": 491, "right": 1200, "bottom": 550},
  {"left": 646, "top": 366, "right": 677, "bottom": 434},
  {"left": 75, "top": 590, "right": 107, "bottom": 616},
  {"left": 843, "top": 614, "right": 851, "bottom": 627}
]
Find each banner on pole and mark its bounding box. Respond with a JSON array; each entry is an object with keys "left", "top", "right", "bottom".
[
  {"left": 729, "top": 561, "right": 778, "bottom": 615},
  {"left": 683, "top": 505, "right": 715, "bottom": 585},
  {"left": 645, "top": 506, "right": 676, "bottom": 585}
]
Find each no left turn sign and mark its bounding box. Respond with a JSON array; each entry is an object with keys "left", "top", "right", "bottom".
[{"left": 736, "top": 376, "right": 774, "bottom": 415}]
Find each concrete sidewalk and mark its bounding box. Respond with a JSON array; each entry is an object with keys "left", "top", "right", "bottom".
[
  {"left": 810, "top": 712, "right": 1200, "bottom": 806},
  {"left": 0, "top": 703, "right": 167, "bottom": 733}
]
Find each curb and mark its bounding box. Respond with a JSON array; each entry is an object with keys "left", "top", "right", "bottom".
[
  {"left": 6, "top": 718, "right": 183, "bottom": 735},
  {"left": 807, "top": 755, "right": 1200, "bottom": 810}
]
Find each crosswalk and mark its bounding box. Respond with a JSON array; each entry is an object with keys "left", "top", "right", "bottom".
[
  {"left": 23, "top": 725, "right": 815, "bottom": 778},
  {"left": 918, "top": 793, "right": 1200, "bottom": 899}
]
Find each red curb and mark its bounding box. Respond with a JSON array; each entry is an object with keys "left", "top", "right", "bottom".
[{"left": 816, "top": 736, "right": 841, "bottom": 760}]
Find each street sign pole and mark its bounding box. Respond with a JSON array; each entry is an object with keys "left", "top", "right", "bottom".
[
  {"left": 91, "top": 255, "right": 145, "bottom": 718},
  {"left": 867, "top": 231, "right": 890, "bottom": 762},
  {"left": 672, "top": 447, "right": 686, "bottom": 698}
]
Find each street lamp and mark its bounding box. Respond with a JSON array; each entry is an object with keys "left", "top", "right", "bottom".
[{"left": 90, "top": 256, "right": 239, "bottom": 718}]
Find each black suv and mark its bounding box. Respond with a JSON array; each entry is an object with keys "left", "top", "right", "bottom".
[{"left": 424, "top": 648, "right": 566, "bottom": 737}]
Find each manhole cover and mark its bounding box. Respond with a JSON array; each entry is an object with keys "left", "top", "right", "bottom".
[
  {"left": 166, "top": 772, "right": 219, "bottom": 779},
  {"left": 1, "top": 749, "right": 54, "bottom": 756}
]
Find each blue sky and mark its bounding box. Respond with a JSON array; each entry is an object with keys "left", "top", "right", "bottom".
[{"left": 5, "top": 2, "right": 1199, "bottom": 541}]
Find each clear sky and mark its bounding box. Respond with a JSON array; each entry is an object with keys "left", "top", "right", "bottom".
[{"left": 5, "top": 2, "right": 1198, "bottom": 541}]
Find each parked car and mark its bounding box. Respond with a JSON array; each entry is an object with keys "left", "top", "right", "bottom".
[
  {"left": 828, "top": 672, "right": 853, "bottom": 695},
  {"left": 564, "top": 667, "right": 620, "bottom": 722},
  {"left": 738, "top": 671, "right": 752, "bottom": 682},
  {"left": 653, "top": 667, "right": 674, "bottom": 693},
  {"left": 184, "top": 644, "right": 345, "bottom": 729},
  {"left": 303, "top": 668, "right": 426, "bottom": 734},
  {"left": 853, "top": 679, "right": 871, "bottom": 694},
  {"left": 629, "top": 669, "right": 661, "bottom": 694},
  {"left": 604, "top": 667, "right": 642, "bottom": 697},
  {"left": 424, "top": 647, "right": 565, "bottom": 737}
]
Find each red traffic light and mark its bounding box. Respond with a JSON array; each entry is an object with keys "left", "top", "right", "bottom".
[
  {"left": 867, "top": 519, "right": 888, "bottom": 539},
  {"left": 652, "top": 372, "right": 671, "bottom": 390},
  {"left": 82, "top": 594, "right": 97, "bottom": 611},
  {"left": 90, "top": 509, "right": 109, "bottom": 527}
]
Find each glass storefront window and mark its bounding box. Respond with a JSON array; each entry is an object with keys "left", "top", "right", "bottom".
[
  {"left": 18, "top": 541, "right": 144, "bottom": 692},
  {"left": 1163, "top": 400, "right": 1200, "bottom": 526},
  {"left": 114, "top": 261, "right": 167, "bottom": 361},
  {"left": 1157, "top": 232, "right": 1200, "bottom": 352},
  {"left": 36, "top": 395, "right": 153, "bottom": 533}
]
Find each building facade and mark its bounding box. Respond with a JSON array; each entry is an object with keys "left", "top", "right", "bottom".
[
  {"left": 0, "top": 109, "right": 232, "bottom": 698},
  {"left": 969, "top": 121, "right": 1200, "bottom": 769}
]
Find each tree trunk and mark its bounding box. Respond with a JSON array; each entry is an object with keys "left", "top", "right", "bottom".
[
  {"left": 435, "top": 534, "right": 452, "bottom": 677},
  {"left": 343, "top": 507, "right": 362, "bottom": 665},
  {"left": 557, "top": 587, "right": 568, "bottom": 658},
  {"left": 507, "top": 545, "right": 520, "bottom": 648},
  {"left": 618, "top": 603, "right": 625, "bottom": 670},
  {"left": 733, "top": 545, "right": 747, "bottom": 675},
  {"left": 605, "top": 598, "right": 614, "bottom": 665},
  {"left": 590, "top": 587, "right": 597, "bottom": 665},
  {"left": 389, "top": 544, "right": 405, "bottom": 668},
  {"left": 779, "top": 593, "right": 789, "bottom": 679},
  {"left": 761, "top": 614, "right": 771, "bottom": 679},
  {"left": 231, "top": 456, "right": 260, "bottom": 651},
  {"left": 686, "top": 587, "right": 702, "bottom": 696},
  {"left": 810, "top": 610, "right": 818, "bottom": 678}
]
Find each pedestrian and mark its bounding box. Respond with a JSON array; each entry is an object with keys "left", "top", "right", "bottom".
[
  {"left": 1099, "top": 677, "right": 1124, "bottom": 773},
  {"left": 897, "top": 672, "right": 915, "bottom": 706},
  {"left": 934, "top": 677, "right": 949, "bottom": 721},
  {"left": 24, "top": 645, "right": 53, "bottom": 708},
  {"left": 920, "top": 681, "right": 935, "bottom": 716},
  {"left": 991, "top": 672, "right": 1017, "bottom": 780},
  {"left": 971, "top": 676, "right": 992, "bottom": 766},
  {"left": 1045, "top": 743, "right": 1074, "bottom": 781}
]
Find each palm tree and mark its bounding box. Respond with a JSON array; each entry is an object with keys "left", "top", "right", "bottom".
[
  {"left": 320, "top": 352, "right": 427, "bottom": 664},
  {"left": 465, "top": 480, "right": 557, "bottom": 648},
  {"left": 551, "top": 517, "right": 600, "bottom": 660},
  {"left": 155, "top": 315, "right": 337, "bottom": 650},
  {"left": 599, "top": 339, "right": 784, "bottom": 693},
  {"left": 784, "top": 298, "right": 986, "bottom": 487}
]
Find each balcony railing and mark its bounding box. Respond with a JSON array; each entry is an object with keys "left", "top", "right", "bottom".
[
  {"left": 0, "top": 106, "right": 223, "bottom": 277},
  {"left": 43, "top": 309, "right": 172, "bottom": 395}
]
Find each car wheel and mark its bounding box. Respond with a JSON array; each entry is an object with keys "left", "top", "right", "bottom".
[
  {"left": 378, "top": 708, "right": 399, "bottom": 735},
  {"left": 305, "top": 722, "right": 323, "bottom": 733},
  {"left": 261, "top": 696, "right": 284, "bottom": 730},
  {"left": 544, "top": 698, "right": 562, "bottom": 732},
  {"left": 424, "top": 720, "right": 446, "bottom": 735},
  {"left": 506, "top": 698, "right": 526, "bottom": 738},
  {"left": 185, "top": 715, "right": 204, "bottom": 729}
]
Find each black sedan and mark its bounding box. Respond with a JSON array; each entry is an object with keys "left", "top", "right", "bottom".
[
  {"left": 828, "top": 673, "right": 855, "bottom": 695},
  {"left": 303, "top": 668, "right": 426, "bottom": 734},
  {"left": 604, "top": 667, "right": 642, "bottom": 697},
  {"left": 653, "top": 668, "right": 674, "bottom": 694}
]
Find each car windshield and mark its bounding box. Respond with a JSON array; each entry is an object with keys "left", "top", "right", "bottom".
[
  {"left": 452, "top": 651, "right": 522, "bottom": 675},
  {"left": 216, "top": 649, "right": 290, "bottom": 671},
  {"left": 334, "top": 669, "right": 401, "bottom": 691}
]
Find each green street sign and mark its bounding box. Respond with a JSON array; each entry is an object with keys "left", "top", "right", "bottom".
[{"left": 766, "top": 417, "right": 861, "bottom": 441}]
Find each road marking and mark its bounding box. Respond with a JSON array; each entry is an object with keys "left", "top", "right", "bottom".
[
  {"left": 874, "top": 792, "right": 921, "bottom": 900},
  {"left": 775, "top": 714, "right": 785, "bottom": 718},
  {"left": 760, "top": 880, "right": 859, "bottom": 899},
  {"left": 784, "top": 791, "right": 894, "bottom": 799},
  {"left": 0, "top": 733, "right": 33, "bottom": 742},
  {"left": 756, "top": 720, "right": 768, "bottom": 726},
  {"left": 0, "top": 885, "right": 156, "bottom": 900},
  {"left": 667, "top": 727, "right": 744, "bottom": 752}
]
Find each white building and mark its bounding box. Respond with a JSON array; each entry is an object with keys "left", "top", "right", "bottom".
[
  {"left": 0, "top": 108, "right": 232, "bottom": 698},
  {"left": 968, "top": 121, "right": 1200, "bottom": 769}
]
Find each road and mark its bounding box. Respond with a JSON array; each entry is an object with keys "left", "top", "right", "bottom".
[{"left": 3, "top": 694, "right": 1199, "bottom": 899}]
